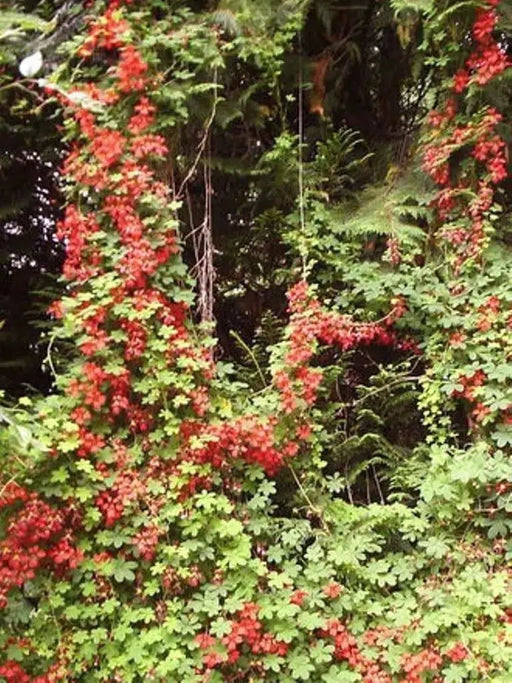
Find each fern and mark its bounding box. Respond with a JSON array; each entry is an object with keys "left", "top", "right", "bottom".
[
  {"left": 216, "top": 0, "right": 307, "bottom": 34},
  {"left": 324, "top": 168, "right": 435, "bottom": 247},
  {"left": 210, "top": 10, "right": 241, "bottom": 37},
  {"left": 313, "top": 358, "right": 425, "bottom": 506},
  {"left": 311, "top": 129, "right": 373, "bottom": 201},
  {"left": 389, "top": 0, "right": 434, "bottom": 14},
  {"left": 0, "top": 10, "right": 52, "bottom": 35}
]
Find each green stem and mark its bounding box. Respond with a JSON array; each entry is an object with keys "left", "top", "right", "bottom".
[
  {"left": 289, "top": 463, "right": 330, "bottom": 534},
  {"left": 229, "top": 330, "right": 267, "bottom": 389}
]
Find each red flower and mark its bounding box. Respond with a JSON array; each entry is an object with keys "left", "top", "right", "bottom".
[
  {"left": 133, "top": 524, "right": 160, "bottom": 560},
  {"left": 473, "top": 9, "right": 497, "bottom": 43},
  {"left": 202, "top": 651, "right": 225, "bottom": 669},
  {"left": 290, "top": 589, "right": 308, "bottom": 606},
  {"left": 286, "top": 280, "right": 310, "bottom": 313},
  {"left": 116, "top": 45, "right": 148, "bottom": 92},
  {"left": 0, "top": 482, "right": 29, "bottom": 509},
  {"left": 128, "top": 96, "right": 156, "bottom": 133},
  {"left": 296, "top": 422, "right": 312, "bottom": 440},
  {"left": 323, "top": 581, "right": 342, "bottom": 599},
  {"left": 131, "top": 134, "right": 168, "bottom": 159},
  {"left": 0, "top": 662, "right": 31, "bottom": 683},
  {"left": 486, "top": 295, "right": 501, "bottom": 313},
  {"left": 467, "top": 42, "right": 510, "bottom": 86},
  {"left": 453, "top": 69, "right": 470, "bottom": 93},
  {"left": 448, "top": 331, "right": 466, "bottom": 347},
  {"left": 90, "top": 129, "right": 125, "bottom": 167},
  {"left": 74, "top": 108, "right": 96, "bottom": 138},
  {"left": 445, "top": 642, "right": 470, "bottom": 663},
  {"left": 473, "top": 402, "right": 491, "bottom": 422},
  {"left": 195, "top": 633, "right": 216, "bottom": 650},
  {"left": 47, "top": 300, "right": 63, "bottom": 319},
  {"left": 78, "top": 7, "right": 130, "bottom": 58}
]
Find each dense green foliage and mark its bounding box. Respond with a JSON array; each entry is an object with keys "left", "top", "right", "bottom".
[{"left": 0, "top": 0, "right": 511, "bottom": 681}]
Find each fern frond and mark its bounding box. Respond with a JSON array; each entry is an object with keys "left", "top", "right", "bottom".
[
  {"left": 0, "top": 10, "right": 52, "bottom": 35},
  {"left": 389, "top": 0, "right": 434, "bottom": 14},
  {"left": 210, "top": 10, "right": 241, "bottom": 37},
  {"left": 322, "top": 167, "right": 435, "bottom": 246}
]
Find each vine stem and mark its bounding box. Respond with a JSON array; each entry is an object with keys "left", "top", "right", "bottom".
[
  {"left": 44, "top": 332, "right": 58, "bottom": 380},
  {"left": 229, "top": 330, "right": 267, "bottom": 389},
  {"left": 176, "top": 68, "right": 218, "bottom": 200},
  {"left": 0, "top": 475, "right": 18, "bottom": 501},
  {"left": 289, "top": 463, "right": 330, "bottom": 534},
  {"left": 298, "top": 33, "right": 307, "bottom": 279}
]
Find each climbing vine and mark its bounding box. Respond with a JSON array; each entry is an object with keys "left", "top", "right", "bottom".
[{"left": 0, "top": 0, "right": 511, "bottom": 681}]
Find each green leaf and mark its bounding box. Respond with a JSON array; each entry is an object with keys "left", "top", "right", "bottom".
[
  {"left": 310, "top": 642, "right": 334, "bottom": 664},
  {"left": 110, "top": 560, "right": 137, "bottom": 583},
  {"left": 297, "top": 611, "right": 325, "bottom": 631},
  {"left": 323, "top": 666, "right": 359, "bottom": 683},
  {"left": 288, "top": 652, "right": 314, "bottom": 680}
]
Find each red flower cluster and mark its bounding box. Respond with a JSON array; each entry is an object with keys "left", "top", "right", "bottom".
[
  {"left": 323, "top": 581, "right": 342, "bottom": 599},
  {"left": 0, "top": 660, "right": 64, "bottom": 683},
  {"left": 473, "top": 9, "right": 497, "bottom": 42},
  {"left": 452, "top": 368, "right": 486, "bottom": 402},
  {"left": 103, "top": 195, "right": 143, "bottom": 243},
  {"left": 467, "top": 42, "right": 509, "bottom": 86},
  {"left": 56, "top": 206, "right": 101, "bottom": 281},
  {"left": 453, "top": 2, "right": 509, "bottom": 92},
  {"left": 120, "top": 318, "right": 147, "bottom": 361},
  {"left": 76, "top": 427, "right": 106, "bottom": 458},
  {"left": 453, "top": 69, "right": 470, "bottom": 94},
  {"left": 472, "top": 135, "right": 508, "bottom": 184},
  {"left": 62, "top": 147, "right": 109, "bottom": 191},
  {"left": 196, "top": 602, "right": 288, "bottom": 672},
  {"left": 0, "top": 495, "right": 82, "bottom": 608},
  {"left": 290, "top": 588, "right": 308, "bottom": 606},
  {"left": 116, "top": 45, "right": 148, "bottom": 92},
  {"left": 128, "top": 97, "right": 156, "bottom": 133},
  {"left": 180, "top": 415, "right": 284, "bottom": 475},
  {"left": 423, "top": 107, "right": 505, "bottom": 192},
  {"left": 424, "top": 105, "right": 508, "bottom": 261},
  {"left": 133, "top": 524, "right": 161, "bottom": 560},
  {"left": 54, "top": 7, "right": 211, "bottom": 494},
  {"left": 76, "top": 83, "right": 120, "bottom": 106},
  {"left": 0, "top": 481, "right": 29, "bottom": 509},
  {"left": 445, "top": 642, "right": 470, "bottom": 663},
  {"left": 90, "top": 129, "right": 126, "bottom": 167},
  {"left": 78, "top": 7, "right": 130, "bottom": 58},
  {"left": 424, "top": 5, "right": 509, "bottom": 264},
  {"left": 320, "top": 619, "right": 391, "bottom": 683},
  {"left": 131, "top": 133, "right": 168, "bottom": 160},
  {"left": 400, "top": 647, "right": 442, "bottom": 683},
  {"left": 363, "top": 625, "right": 404, "bottom": 647},
  {"left": 274, "top": 282, "right": 414, "bottom": 415},
  {"left": 95, "top": 468, "right": 145, "bottom": 526},
  {"left": 426, "top": 98, "right": 457, "bottom": 129}
]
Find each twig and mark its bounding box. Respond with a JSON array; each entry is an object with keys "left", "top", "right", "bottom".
[
  {"left": 44, "top": 332, "right": 58, "bottom": 380},
  {"left": 176, "top": 68, "right": 219, "bottom": 200},
  {"left": 0, "top": 81, "right": 40, "bottom": 97},
  {"left": 0, "top": 475, "right": 19, "bottom": 501},
  {"left": 373, "top": 464, "right": 385, "bottom": 504},
  {"left": 297, "top": 35, "right": 307, "bottom": 279},
  {"left": 289, "top": 464, "right": 330, "bottom": 534}
]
